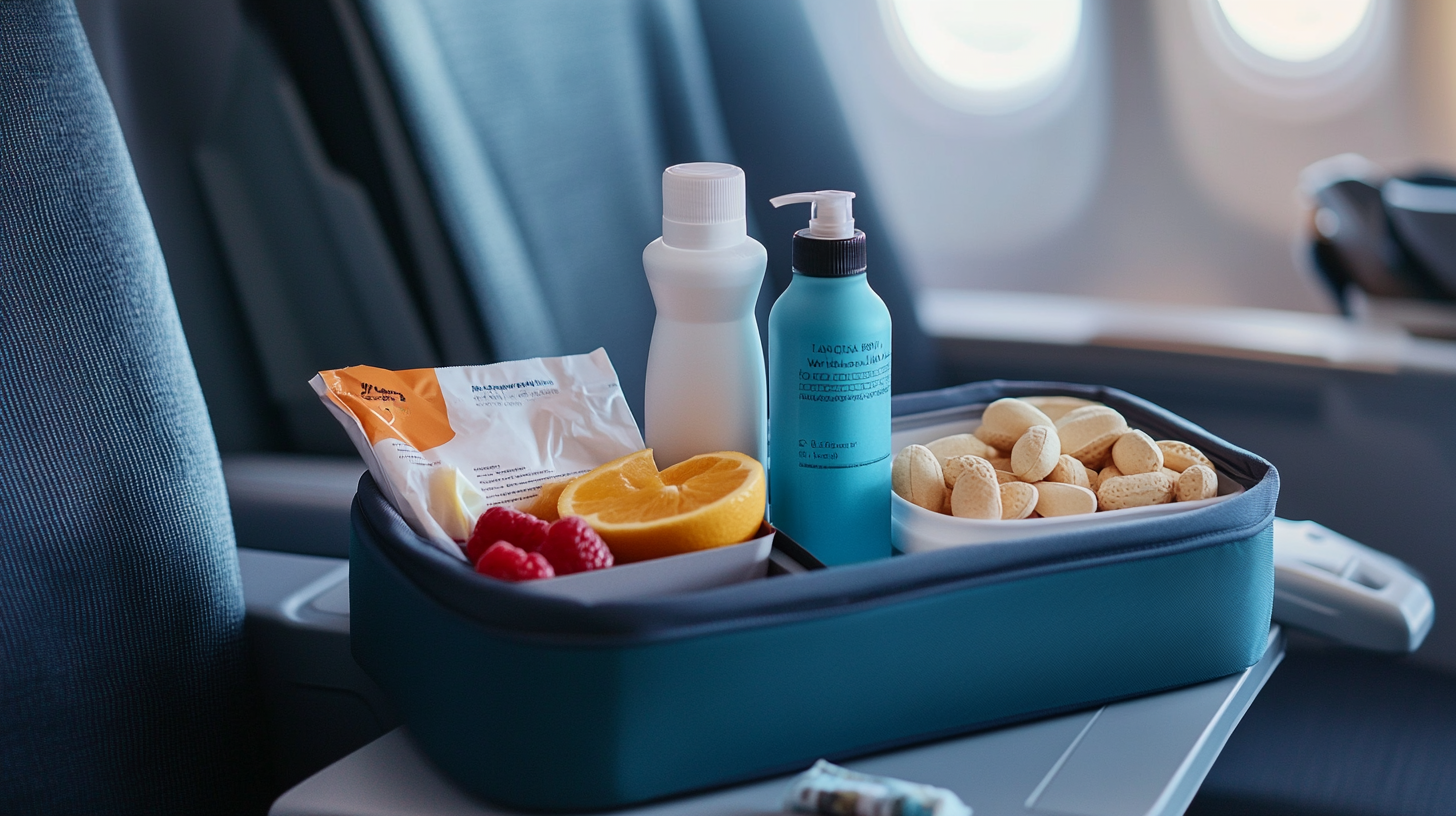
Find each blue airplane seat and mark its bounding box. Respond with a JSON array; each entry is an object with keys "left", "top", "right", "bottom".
[
  {"left": 1190, "top": 647, "right": 1456, "bottom": 816},
  {"left": 356, "top": 0, "right": 941, "bottom": 423},
  {"left": 0, "top": 2, "right": 266, "bottom": 812}
]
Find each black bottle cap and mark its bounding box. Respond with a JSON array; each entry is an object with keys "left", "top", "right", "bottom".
[{"left": 791, "top": 229, "right": 867, "bottom": 277}]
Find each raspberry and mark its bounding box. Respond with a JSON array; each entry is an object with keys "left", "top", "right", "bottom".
[
  {"left": 538, "top": 516, "right": 614, "bottom": 575},
  {"left": 467, "top": 506, "right": 549, "bottom": 562},
  {"left": 474, "top": 541, "right": 555, "bottom": 582}
]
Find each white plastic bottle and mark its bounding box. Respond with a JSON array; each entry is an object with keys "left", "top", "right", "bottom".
[{"left": 643, "top": 163, "right": 769, "bottom": 467}]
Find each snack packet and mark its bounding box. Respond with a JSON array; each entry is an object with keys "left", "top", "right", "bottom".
[
  {"left": 310, "top": 349, "right": 643, "bottom": 558},
  {"left": 784, "top": 760, "right": 971, "bottom": 816}
]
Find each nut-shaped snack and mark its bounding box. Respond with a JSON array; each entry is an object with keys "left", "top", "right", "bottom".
[
  {"left": 1098, "top": 472, "right": 1175, "bottom": 511},
  {"left": 1033, "top": 482, "right": 1098, "bottom": 517},
  {"left": 1176, "top": 465, "right": 1218, "bottom": 502},
  {"left": 1044, "top": 454, "right": 1091, "bottom": 489},
  {"left": 1098, "top": 464, "right": 1123, "bottom": 483},
  {"left": 1160, "top": 467, "right": 1180, "bottom": 479},
  {"left": 926, "top": 433, "right": 1000, "bottom": 467},
  {"left": 892, "top": 444, "right": 945, "bottom": 513},
  {"left": 1084, "top": 465, "right": 1100, "bottom": 490},
  {"left": 1056, "top": 405, "right": 1129, "bottom": 466},
  {"left": 988, "top": 456, "right": 1012, "bottom": 472},
  {"left": 942, "top": 453, "right": 992, "bottom": 490},
  {"left": 1157, "top": 440, "right": 1214, "bottom": 473},
  {"left": 995, "top": 470, "right": 1020, "bottom": 485},
  {"left": 1024, "top": 396, "right": 1100, "bottom": 422},
  {"left": 1000, "top": 481, "right": 1038, "bottom": 519},
  {"left": 950, "top": 457, "right": 1001, "bottom": 520},
  {"left": 1011, "top": 425, "right": 1061, "bottom": 482},
  {"left": 1054, "top": 404, "right": 1113, "bottom": 429},
  {"left": 975, "top": 398, "right": 1055, "bottom": 451},
  {"left": 1111, "top": 429, "right": 1163, "bottom": 475}
]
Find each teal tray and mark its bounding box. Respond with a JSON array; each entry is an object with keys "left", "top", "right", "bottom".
[{"left": 349, "top": 380, "right": 1277, "bottom": 811}]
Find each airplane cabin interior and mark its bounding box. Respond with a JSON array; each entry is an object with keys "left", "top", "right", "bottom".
[{"left": 5, "top": 1, "right": 1456, "bottom": 814}]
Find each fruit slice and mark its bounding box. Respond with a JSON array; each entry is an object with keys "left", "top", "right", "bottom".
[
  {"left": 523, "top": 479, "right": 573, "bottom": 522},
  {"left": 556, "top": 449, "right": 766, "bottom": 563}
]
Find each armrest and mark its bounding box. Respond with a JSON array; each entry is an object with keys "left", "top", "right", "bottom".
[
  {"left": 225, "top": 453, "right": 365, "bottom": 558},
  {"left": 240, "top": 547, "right": 397, "bottom": 793}
]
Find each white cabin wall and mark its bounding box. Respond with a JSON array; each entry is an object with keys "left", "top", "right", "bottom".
[{"left": 802, "top": 0, "right": 1452, "bottom": 314}]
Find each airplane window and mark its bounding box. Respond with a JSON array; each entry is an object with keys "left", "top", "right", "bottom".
[
  {"left": 1215, "top": 0, "right": 1374, "bottom": 64},
  {"left": 1193, "top": 0, "right": 1389, "bottom": 96},
  {"left": 882, "top": 0, "right": 1083, "bottom": 113},
  {"left": 1156, "top": 0, "right": 1404, "bottom": 259},
  {"left": 803, "top": 0, "right": 1108, "bottom": 283},
  {"left": 802, "top": 0, "right": 1108, "bottom": 293}
]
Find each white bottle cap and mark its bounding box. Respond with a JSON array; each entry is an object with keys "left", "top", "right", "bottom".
[
  {"left": 769, "top": 190, "right": 856, "bottom": 240},
  {"left": 662, "top": 163, "right": 748, "bottom": 250}
]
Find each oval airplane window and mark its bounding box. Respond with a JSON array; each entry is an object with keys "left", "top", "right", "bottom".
[
  {"left": 883, "top": 0, "right": 1083, "bottom": 114},
  {"left": 1216, "top": 0, "right": 1373, "bottom": 63},
  {"left": 1183, "top": 0, "right": 1392, "bottom": 113}
]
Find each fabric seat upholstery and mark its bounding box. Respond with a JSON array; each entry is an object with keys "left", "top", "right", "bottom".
[
  {"left": 1191, "top": 647, "right": 1456, "bottom": 816},
  {"left": 358, "top": 0, "right": 941, "bottom": 422},
  {"left": 0, "top": 2, "right": 264, "bottom": 812}
]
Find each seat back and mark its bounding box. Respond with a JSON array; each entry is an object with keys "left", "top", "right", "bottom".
[
  {"left": 699, "top": 0, "right": 940, "bottom": 392},
  {"left": 0, "top": 2, "right": 264, "bottom": 811},
  {"left": 358, "top": 0, "right": 941, "bottom": 421},
  {"left": 359, "top": 0, "right": 731, "bottom": 419}
]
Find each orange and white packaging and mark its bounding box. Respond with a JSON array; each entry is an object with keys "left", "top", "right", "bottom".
[{"left": 309, "top": 348, "right": 643, "bottom": 558}]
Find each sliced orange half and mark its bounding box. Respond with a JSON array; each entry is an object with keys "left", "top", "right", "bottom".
[{"left": 556, "top": 449, "right": 766, "bottom": 563}]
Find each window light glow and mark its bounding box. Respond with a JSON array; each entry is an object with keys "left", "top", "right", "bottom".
[
  {"left": 1215, "top": 0, "right": 1373, "bottom": 63},
  {"left": 890, "top": 0, "right": 1082, "bottom": 94}
]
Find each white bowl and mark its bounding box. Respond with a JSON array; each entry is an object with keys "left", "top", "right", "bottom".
[
  {"left": 515, "top": 527, "right": 775, "bottom": 603},
  {"left": 891, "top": 411, "right": 1243, "bottom": 554}
]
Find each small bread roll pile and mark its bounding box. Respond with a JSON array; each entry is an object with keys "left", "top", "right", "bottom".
[{"left": 892, "top": 396, "right": 1220, "bottom": 520}]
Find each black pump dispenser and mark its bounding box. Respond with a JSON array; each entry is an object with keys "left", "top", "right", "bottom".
[
  {"left": 791, "top": 229, "right": 867, "bottom": 277},
  {"left": 770, "top": 191, "right": 866, "bottom": 277}
]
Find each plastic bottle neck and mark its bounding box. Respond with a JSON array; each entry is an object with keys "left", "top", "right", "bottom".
[
  {"left": 790, "top": 269, "right": 867, "bottom": 288},
  {"left": 662, "top": 217, "right": 747, "bottom": 251}
]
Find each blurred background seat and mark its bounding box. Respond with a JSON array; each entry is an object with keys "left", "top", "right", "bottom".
[
  {"left": 354, "top": 0, "right": 940, "bottom": 415},
  {"left": 77, "top": 0, "right": 940, "bottom": 563},
  {"left": 1191, "top": 642, "right": 1456, "bottom": 816}
]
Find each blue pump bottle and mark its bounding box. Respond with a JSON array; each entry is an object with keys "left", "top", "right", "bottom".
[{"left": 767, "top": 191, "right": 892, "bottom": 565}]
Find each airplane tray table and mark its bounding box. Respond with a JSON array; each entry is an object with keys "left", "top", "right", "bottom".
[{"left": 270, "top": 626, "right": 1283, "bottom": 816}]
